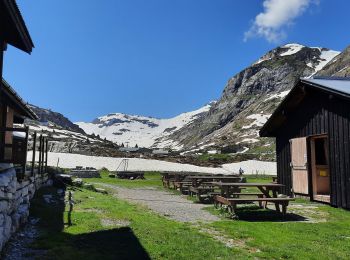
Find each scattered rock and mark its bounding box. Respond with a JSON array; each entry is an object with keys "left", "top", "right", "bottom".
[
  {"left": 72, "top": 178, "right": 83, "bottom": 187},
  {"left": 100, "top": 218, "right": 130, "bottom": 227},
  {"left": 83, "top": 183, "right": 95, "bottom": 191},
  {"left": 95, "top": 188, "right": 107, "bottom": 194}
]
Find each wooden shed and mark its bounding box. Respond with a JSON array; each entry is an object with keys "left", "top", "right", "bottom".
[{"left": 260, "top": 77, "right": 350, "bottom": 209}]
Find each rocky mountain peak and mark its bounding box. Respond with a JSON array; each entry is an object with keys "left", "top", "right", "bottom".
[{"left": 165, "top": 43, "right": 340, "bottom": 153}]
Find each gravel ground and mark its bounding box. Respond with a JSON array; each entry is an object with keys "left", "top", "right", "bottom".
[
  {"left": 97, "top": 183, "right": 220, "bottom": 223},
  {"left": 2, "top": 218, "right": 46, "bottom": 260}
]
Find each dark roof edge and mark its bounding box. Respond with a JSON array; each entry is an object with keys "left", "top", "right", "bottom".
[
  {"left": 2, "top": 78, "right": 38, "bottom": 120},
  {"left": 3, "top": 0, "right": 34, "bottom": 53},
  {"left": 300, "top": 78, "right": 350, "bottom": 99}
]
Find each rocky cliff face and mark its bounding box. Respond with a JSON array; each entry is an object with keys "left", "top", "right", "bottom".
[
  {"left": 165, "top": 44, "right": 340, "bottom": 157},
  {"left": 28, "top": 104, "right": 85, "bottom": 134},
  {"left": 24, "top": 105, "right": 124, "bottom": 157}
]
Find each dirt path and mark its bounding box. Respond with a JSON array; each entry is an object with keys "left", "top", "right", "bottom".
[{"left": 96, "top": 183, "right": 220, "bottom": 223}]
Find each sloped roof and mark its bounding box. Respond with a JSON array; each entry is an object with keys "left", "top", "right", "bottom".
[
  {"left": 301, "top": 77, "right": 350, "bottom": 97},
  {"left": 260, "top": 77, "right": 350, "bottom": 137},
  {"left": 0, "top": 0, "right": 34, "bottom": 53},
  {"left": 2, "top": 79, "right": 37, "bottom": 120}
]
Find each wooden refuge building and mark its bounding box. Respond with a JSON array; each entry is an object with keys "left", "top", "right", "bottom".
[
  {"left": 0, "top": 0, "right": 48, "bottom": 178},
  {"left": 260, "top": 77, "right": 350, "bottom": 209}
]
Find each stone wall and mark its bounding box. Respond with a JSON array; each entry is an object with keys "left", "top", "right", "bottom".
[
  {"left": 68, "top": 169, "right": 100, "bottom": 178},
  {"left": 0, "top": 163, "right": 52, "bottom": 251}
]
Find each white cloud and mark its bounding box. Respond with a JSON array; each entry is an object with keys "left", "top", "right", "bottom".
[{"left": 244, "top": 0, "right": 318, "bottom": 43}]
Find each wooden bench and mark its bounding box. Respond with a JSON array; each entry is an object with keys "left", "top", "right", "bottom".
[
  {"left": 174, "top": 181, "right": 192, "bottom": 193},
  {"left": 214, "top": 195, "right": 294, "bottom": 217},
  {"left": 229, "top": 193, "right": 265, "bottom": 206},
  {"left": 189, "top": 186, "right": 215, "bottom": 202}
]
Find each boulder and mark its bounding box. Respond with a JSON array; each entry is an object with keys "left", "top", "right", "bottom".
[{"left": 72, "top": 178, "right": 83, "bottom": 187}]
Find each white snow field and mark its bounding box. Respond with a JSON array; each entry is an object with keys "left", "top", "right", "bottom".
[
  {"left": 28, "top": 152, "right": 229, "bottom": 174},
  {"left": 222, "top": 160, "right": 276, "bottom": 175},
  {"left": 27, "top": 152, "right": 277, "bottom": 175},
  {"left": 76, "top": 103, "right": 214, "bottom": 149}
]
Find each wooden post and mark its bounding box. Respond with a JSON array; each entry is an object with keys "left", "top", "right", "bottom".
[
  {"left": 0, "top": 105, "right": 7, "bottom": 162},
  {"left": 45, "top": 138, "right": 48, "bottom": 173},
  {"left": 67, "top": 191, "right": 73, "bottom": 226},
  {"left": 0, "top": 41, "right": 5, "bottom": 161},
  {"left": 22, "top": 126, "right": 29, "bottom": 179},
  {"left": 31, "top": 132, "right": 37, "bottom": 177},
  {"left": 40, "top": 137, "right": 45, "bottom": 175},
  {"left": 38, "top": 135, "right": 42, "bottom": 175}
]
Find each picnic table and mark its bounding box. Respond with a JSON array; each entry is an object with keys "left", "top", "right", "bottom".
[
  {"left": 210, "top": 182, "right": 283, "bottom": 197},
  {"left": 186, "top": 176, "right": 246, "bottom": 202},
  {"left": 211, "top": 182, "right": 294, "bottom": 217},
  {"left": 187, "top": 175, "right": 245, "bottom": 188}
]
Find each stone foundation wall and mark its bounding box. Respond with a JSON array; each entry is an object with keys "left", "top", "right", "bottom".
[{"left": 0, "top": 163, "right": 53, "bottom": 251}]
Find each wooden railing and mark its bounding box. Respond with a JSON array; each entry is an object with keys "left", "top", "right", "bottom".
[
  {"left": 0, "top": 127, "right": 49, "bottom": 179},
  {"left": 31, "top": 132, "right": 49, "bottom": 177}
]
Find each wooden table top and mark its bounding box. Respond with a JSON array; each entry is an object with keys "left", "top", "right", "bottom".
[
  {"left": 187, "top": 175, "right": 241, "bottom": 179},
  {"left": 209, "top": 182, "right": 284, "bottom": 187}
]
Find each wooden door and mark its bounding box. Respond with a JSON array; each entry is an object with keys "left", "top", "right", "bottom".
[{"left": 290, "top": 137, "right": 309, "bottom": 195}]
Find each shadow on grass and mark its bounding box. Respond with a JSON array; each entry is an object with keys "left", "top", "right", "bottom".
[
  {"left": 233, "top": 205, "right": 308, "bottom": 222},
  {"left": 71, "top": 227, "right": 151, "bottom": 259},
  {"left": 29, "top": 186, "right": 151, "bottom": 260}
]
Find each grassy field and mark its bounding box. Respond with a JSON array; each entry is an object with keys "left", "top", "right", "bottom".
[
  {"left": 28, "top": 172, "right": 350, "bottom": 260},
  {"left": 86, "top": 170, "right": 163, "bottom": 188}
]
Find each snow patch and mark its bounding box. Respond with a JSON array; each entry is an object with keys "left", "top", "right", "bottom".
[
  {"left": 237, "top": 138, "right": 259, "bottom": 144},
  {"left": 280, "top": 43, "right": 304, "bottom": 56},
  {"left": 242, "top": 114, "right": 271, "bottom": 129},
  {"left": 29, "top": 152, "right": 230, "bottom": 174},
  {"left": 264, "top": 90, "right": 290, "bottom": 102},
  {"left": 311, "top": 49, "right": 340, "bottom": 75},
  {"left": 254, "top": 56, "right": 272, "bottom": 65}
]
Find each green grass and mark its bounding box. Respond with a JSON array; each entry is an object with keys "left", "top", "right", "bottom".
[
  {"left": 197, "top": 153, "right": 232, "bottom": 162},
  {"left": 85, "top": 170, "right": 163, "bottom": 188},
  {"left": 29, "top": 175, "right": 350, "bottom": 260},
  {"left": 210, "top": 205, "right": 350, "bottom": 259},
  {"left": 30, "top": 187, "right": 242, "bottom": 260}
]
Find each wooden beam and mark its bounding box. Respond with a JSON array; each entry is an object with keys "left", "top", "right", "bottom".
[
  {"left": 45, "top": 138, "right": 48, "bottom": 173},
  {"left": 22, "top": 126, "right": 29, "bottom": 179},
  {"left": 31, "top": 132, "right": 36, "bottom": 176},
  {"left": 38, "top": 135, "right": 42, "bottom": 175},
  {"left": 41, "top": 136, "right": 45, "bottom": 174},
  {"left": 0, "top": 104, "right": 8, "bottom": 162},
  {"left": 0, "top": 40, "right": 5, "bottom": 162}
]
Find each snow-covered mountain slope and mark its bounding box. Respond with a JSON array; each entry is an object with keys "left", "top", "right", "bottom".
[
  {"left": 76, "top": 103, "right": 214, "bottom": 149},
  {"left": 317, "top": 44, "right": 350, "bottom": 77}
]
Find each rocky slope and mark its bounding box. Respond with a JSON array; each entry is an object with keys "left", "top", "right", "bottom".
[
  {"left": 164, "top": 43, "right": 341, "bottom": 158},
  {"left": 317, "top": 45, "right": 350, "bottom": 77},
  {"left": 24, "top": 105, "right": 123, "bottom": 156},
  {"left": 28, "top": 104, "right": 85, "bottom": 134}
]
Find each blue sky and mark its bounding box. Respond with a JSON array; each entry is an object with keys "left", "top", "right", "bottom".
[{"left": 3, "top": 0, "right": 350, "bottom": 122}]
